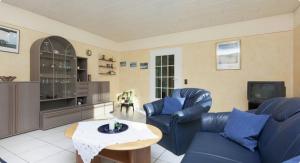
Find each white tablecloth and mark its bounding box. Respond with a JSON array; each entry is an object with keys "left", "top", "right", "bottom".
[{"left": 72, "top": 120, "right": 158, "bottom": 163}]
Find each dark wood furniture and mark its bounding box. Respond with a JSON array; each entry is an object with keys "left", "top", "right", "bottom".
[
  {"left": 121, "top": 103, "right": 134, "bottom": 113},
  {"left": 77, "top": 57, "right": 88, "bottom": 106},
  {"left": 0, "top": 82, "right": 39, "bottom": 139},
  {"left": 31, "top": 36, "right": 114, "bottom": 130},
  {"left": 39, "top": 81, "right": 113, "bottom": 130},
  {"left": 77, "top": 57, "right": 88, "bottom": 82},
  {"left": 31, "top": 36, "right": 77, "bottom": 111}
]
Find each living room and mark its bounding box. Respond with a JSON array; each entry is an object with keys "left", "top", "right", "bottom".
[{"left": 0, "top": 0, "right": 300, "bottom": 163}]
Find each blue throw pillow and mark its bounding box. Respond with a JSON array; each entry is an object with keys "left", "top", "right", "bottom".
[
  {"left": 161, "top": 96, "right": 185, "bottom": 115},
  {"left": 221, "top": 108, "right": 269, "bottom": 152},
  {"left": 283, "top": 155, "right": 300, "bottom": 163}
]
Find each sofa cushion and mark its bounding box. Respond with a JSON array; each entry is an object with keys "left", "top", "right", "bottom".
[
  {"left": 182, "top": 132, "right": 261, "bottom": 163},
  {"left": 257, "top": 98, "right": 300, "bottom": 163},
  {"left": 221, "top": 108, "right": 269, "bottom": 151},
  {"left": 147, "top": 115, "right": 171, "bottom": 134},
  {"left": 161, "top": 96, "right": 185, "bottom": 115},
  {"left": 172, "top": 88, "right": 211, "bottom": 109},
  {"left": 283, "top": 155, "right": 300, "bottom": 163}
]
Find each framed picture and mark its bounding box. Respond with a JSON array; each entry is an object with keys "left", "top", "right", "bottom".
[
  {"left": 130, "top": 62, "right": 137, "bottom": 68},
  {"left": 120, "top": 61, "right": 127, "bottom": 67},
  {"left": 0, "top": 26, "right": 20, "bottom": 53},
  {"left": 140, "top": 62, "right": 148, "bottom": 69},
  {"left": 216, "top": 40, "right": 240, "bottom": 70}
]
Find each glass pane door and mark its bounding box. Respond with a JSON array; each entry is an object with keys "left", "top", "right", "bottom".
[
  {"left": 54, "top": 52, "right": 66, "bottom": 98},
  {"left": 53, "top": 46, "right": 76, "bottom": 98},
  {"left": 40, "top": 40, "right": 54, "bottom": 100},
  {"left": 155, "top": 55, "right": 175, "bottom": 98},
  {"left": 65, "top": 46, "right": 76, "bottom": 98}
]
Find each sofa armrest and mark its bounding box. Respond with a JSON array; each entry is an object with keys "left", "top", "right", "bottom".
[
  {"left": 143, "top": 99, "right": 164, "bottom": 117},
  {"left": 172, "top": 104, "right": 210, "bottom": 123},
  {"left": 200, "top": 112, "right": 230, "bottom": 133}
]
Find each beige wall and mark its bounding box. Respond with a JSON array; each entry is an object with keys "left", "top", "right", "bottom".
[
  {"left": 293, "top": 6, "right": 300, "bottom": 96},
  {"left": 120, "top": 31, "right": 293, "bottom": 112},
  {"left": 0, "top": 2, "right": 297, "bottom": 112},
  {"left": 0, "top": 21, "right": 120, "bottom": 101},
  {"left": 294, "top": 26, "right": 300, "bottom": 96}
]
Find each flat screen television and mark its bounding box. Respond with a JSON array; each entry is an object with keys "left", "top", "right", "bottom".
[{"left": 247, "top": 81, "right": 286, "bottom": 101}]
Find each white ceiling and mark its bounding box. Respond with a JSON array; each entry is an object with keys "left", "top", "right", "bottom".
[{"left": 3, "top": 0, "right": 300, "bottom": 42}]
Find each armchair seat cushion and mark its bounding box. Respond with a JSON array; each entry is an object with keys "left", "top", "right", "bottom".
[
  {"left": 182, "top": 132, "right": 261, "bottom": 163},
  {"left": 147, "top": 115, "right": 171, "bottom": 134}
]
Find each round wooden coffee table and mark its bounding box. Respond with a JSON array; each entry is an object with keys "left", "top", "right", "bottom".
[{"left": 65, "top": 122, "right": 162, "bottom": 163}]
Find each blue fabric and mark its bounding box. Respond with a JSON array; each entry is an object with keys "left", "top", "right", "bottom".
[
  {"left": 161, "top": 96, "right": 185, "bottom": 115},
  {"left": 182, "top": 132, "right": 261, "bottom": 163},
  {"left": 0, "top": 158, "right": 7, "bottom": 163},
  {"left": 221, "top": 108, "right": 269, "bottom": 152},
  {"left": 283, "top": 156, "right": 300, "bottom": 163}
]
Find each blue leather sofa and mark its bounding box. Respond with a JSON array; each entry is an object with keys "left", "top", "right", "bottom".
[
  {"left": 182, "top": 97, "right": 300, "bottom": 163},
  {"left": 143, "top": 88, "right": 212, "bottom": 155}
]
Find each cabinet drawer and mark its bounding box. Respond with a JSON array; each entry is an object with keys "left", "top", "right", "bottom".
[
  {"left": 77, "top": 89, "right": 88, "bottom": 96},
  {"left": 77, "top": 82, "right": 88, "bottom": 96},
  {"left": 81, "top": 107, "right": 94, "bottom": 120},
  {"left": 41, "top": 108, "right": 81, "bottom": 130},
  {"left": 77, "top": 82, "right": 89, "bottom": 89}
]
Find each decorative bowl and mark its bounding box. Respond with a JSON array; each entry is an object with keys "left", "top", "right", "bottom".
[{"left": 0, "top": 76, "right": 16, "bottom": 82}]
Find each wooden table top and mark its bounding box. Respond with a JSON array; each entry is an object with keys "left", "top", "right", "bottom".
[{"left": 65, "top": 121, "right": 162, "bottom": 151}]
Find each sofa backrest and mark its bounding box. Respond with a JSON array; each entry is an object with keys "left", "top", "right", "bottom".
[
  {"left": 172, "top": 88, "right": 212, "bottom": 109},
  {"left": 256, "top": 98, "right": 300, "bottom": 163}
]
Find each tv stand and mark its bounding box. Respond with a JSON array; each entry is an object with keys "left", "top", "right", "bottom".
[{"left": 248, "top": 100, "right": 264, "bottom": 110}]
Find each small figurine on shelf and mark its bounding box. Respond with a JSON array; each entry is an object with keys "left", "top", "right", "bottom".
[
  {"left": 109, "top": 71, "right": 116, "bottom": 75},
  {"left": 102, "top": 55, "right": 105, "bottom": 60}
]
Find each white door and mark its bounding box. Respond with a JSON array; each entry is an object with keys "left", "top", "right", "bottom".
[{"left": 150, "top": 48, "right": 182, "bottom": 101}]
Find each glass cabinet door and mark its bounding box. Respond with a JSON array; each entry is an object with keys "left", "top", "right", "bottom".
[
  {"left": 54, "top": 52, "right": 66, "bottom": 98},
  {"left": 53, "top": 45, "right": 76, "bottom": 98},
  {"left": 65, "top": 46, "right": 76, "bottom": 98},
  {"left": 40, "top": 40, "right": 54, "bottom": 100}
]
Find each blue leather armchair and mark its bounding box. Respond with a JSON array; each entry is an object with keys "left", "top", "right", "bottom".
[
  {"left": 143, "top": 88, "right": 212, "bottom": 155},
  {"left": 182, "top": 97, "right": 300, "bottom": 163}
]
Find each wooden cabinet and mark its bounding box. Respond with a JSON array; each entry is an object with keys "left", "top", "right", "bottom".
[
  {"left": 88, "top": 82, "right": 101, "bottom": 105},
  {"left": 100, "top": 81, "right": 110, "bottom": 102},
  {"left": 87, "top": 81, "right": 110, "bottom": 105},
  {"left": 15, "top": 83, "right": 40, "bottom": 134},
  {"left": 77, "top": 82, "right": 89, "bottom": 97},
  {"left": 38, "top": 80, "right": 112, "bottom": 130},
  {"left": 40, "top": 107, "right": 81, "bottom": 130},
  {"left": 0, "top": 82, "right": 39, "bottom": 139},
  {"left": 0, "top": 83, "right": 13, "bottom": 138},
  {"left": 31, "top": 36, "right": 77, "bottom": 111}
]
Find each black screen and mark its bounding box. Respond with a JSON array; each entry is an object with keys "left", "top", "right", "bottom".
[
  {"left": 248, "top": 81, "right": 285, "bottom": 101},
  {"left": 250, "top": 84, "right": 277, "bottom": 99}
]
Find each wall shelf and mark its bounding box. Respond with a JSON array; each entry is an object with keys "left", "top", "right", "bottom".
[
  {"left": 98, "top": 56, "right": 116, "bottom": 76},
  {"left": 77, "top": 57, "right": 88, "bottom": 82},
  {"left": 98, "top": 58, "right": 116, "bottom": 62}
]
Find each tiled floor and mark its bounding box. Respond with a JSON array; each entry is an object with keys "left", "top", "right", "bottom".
[{"left": 0, "top": 108, "right": 184, "bottom": 163}]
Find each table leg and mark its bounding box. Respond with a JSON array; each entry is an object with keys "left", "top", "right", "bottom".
[{"left": 129, "top": 147, "right": 151, "bottom": 163}]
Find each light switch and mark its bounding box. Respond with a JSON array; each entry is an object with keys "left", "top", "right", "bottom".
[{"left": 184, "top": 79, "right": 188, "bottom": 85}]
